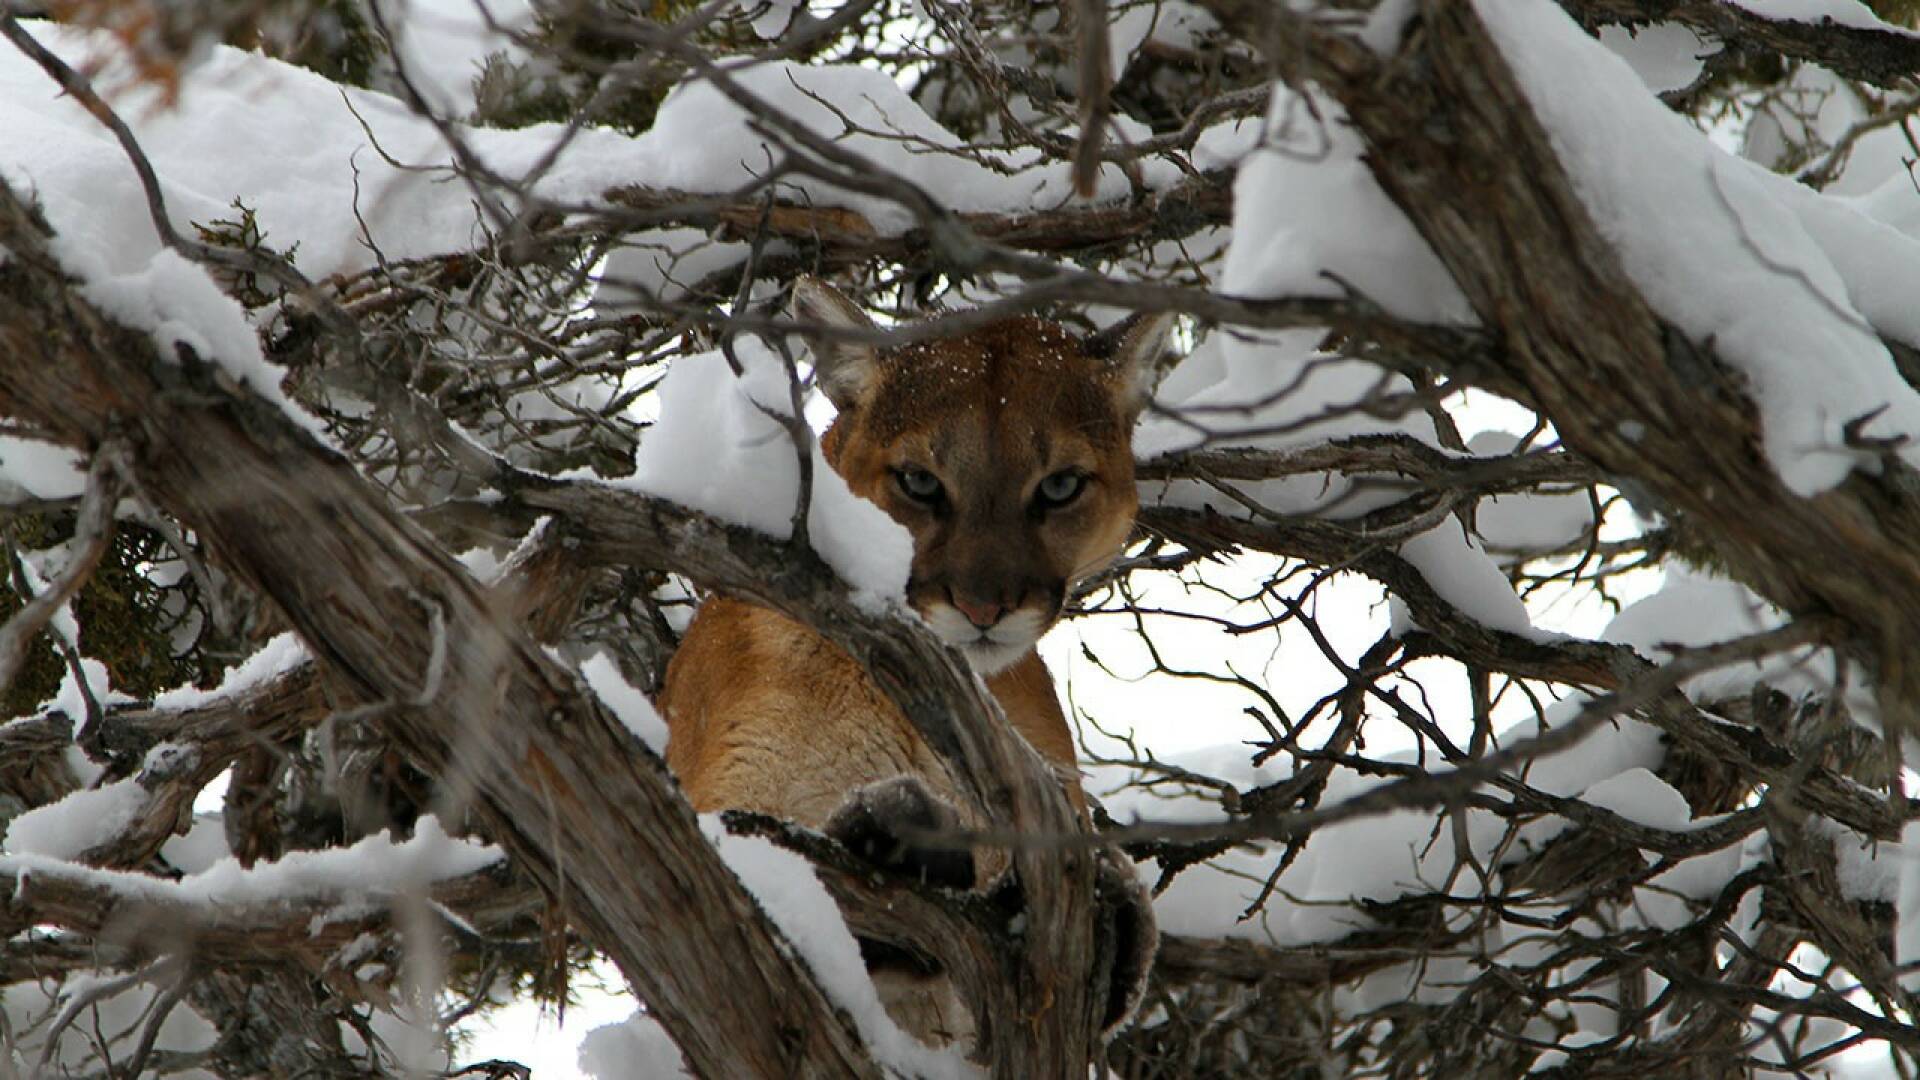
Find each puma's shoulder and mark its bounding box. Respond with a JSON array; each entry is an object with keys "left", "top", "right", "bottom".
[
  {"left": 660, "top": 598, "right": 926, "bottom": 825},
  {"left": 662, "top": 596, "right": 1084, "bottom": 822}
]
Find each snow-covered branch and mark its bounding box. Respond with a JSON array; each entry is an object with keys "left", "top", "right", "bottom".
[
  {"left": 1, "top": 821, "right": 509, "bottom": 971},
  {"left": 1564, "top": 0, "right": 1920, "bottom": 89},
  {"left": 0, "top": 176, "right": 889, "bottom": 1079},
  {"left": 1211, "top": 0, "right": 1920, "bottom": 738},
  {"left": 0, "top": 157, "right": 1125, "bottom": 1074},
  {"left": 9, "top": 0, "right": 1920, "bottom": 1074}
]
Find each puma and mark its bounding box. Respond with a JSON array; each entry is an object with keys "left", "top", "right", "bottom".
[{"left": 658, "top": 277, "right": 1170, "bottom": 1048}]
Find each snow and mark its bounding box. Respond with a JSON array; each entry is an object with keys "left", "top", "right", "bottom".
[
  {"left": 1600, "top": 568, "right": 1863, "bottom": 708},
  {"left": 457, "top": 544, "right": 508, "bottom": 583},
  {"left": 1597, "top": 23, "right": 1709, "bottom": 96},
  {"left": 34, "top": 656, "right": 135, "bottom": 726},
  {"left": 1823, "top": 819, "right": 1904, "bottom": 903},
  {"left": 193, "top": 814, "right": 500, "bottom": 903},
  {"left": 1128, "top": 72, "right": 1540, "bottom": 643},
  {"left": 151, "top": 631, "right": 309, "bottom": 711},
  {"left": 1467, "top": 433, "right": 1597, "bottom": 558},
  {"left": 0, "top": 26, "right": 334, "bottom": 428},
  {"left": 580, "top": 1009, "right": 691, "bottom": 1079},
  {"left": 1360, "top": 0, "right": 1418, "bottom": 55},
  {"left": 1137, "top": 338, "right": 1536, "bottom": 642},
  {"left": 1107, "top": 2, "right": 1218, "bottom": 75},
  {"left": 620, "top": 339, "right": 912, "bottom": 606},
  {"left": 703, "top": 816, "right": 976, "bottom": 1079},
  {"left": 580, "top": 651, "right": 668, "bottom": 753},
  {"left": 3, "top": 777, "right": 149, "bottom": 860},
  {"left": 1603, "top": 570, "right": 1779, "bottom": 651},
  {"left": 1896, "top": 819, "right": 1920, "bottom": 988},
  {"left": 0, "top": 15, "right": 1260, "bottom": 543},
  {"left": 634, "top": 61, "right": 1180, "bottom": 233},
  {"left": 0, "top": 21, "right": 1220, "bottom": 287},
  {"left": 1742, "top": 64, "right": 1920, "bottom": 199},
  {"left": 0, "top": 22, "right": 627, "bottom": 278},
  {"left": 743, "top": 0, "right": 803, "bottom": 39},
  {"left": 1, "top": 20, "right": 1210, "bottom": 604},
  {"left": 0, "top": 814, "right": 500, "bottom": 916},
  {"left": 1495, "top": 700, "right": 1688, "bottom": 870},
  {"left": 385, "top": 0, "right": 537, "bottom": 117},
  {"left": 1472, "top": 492, "right": 1594, "bottom": 557},
  {"left": 1578, "top": 767, "right": 1691, "bottom": 830},
  {"left": 0, "top": 36, "right": 820, "bottom": 444},
  {"left": 4, "top": 49, "right": 313, "bottom": 423},
  {"left": 1647, "top": 832, "right": 1753, "bottom": 907},
  {"left": 1511, "top": 696, "right": 1670, "bottom": 802},
  {"left": 175, "top": 814, "right": 497, "bottom": 907},
  {"left": 1216, "top": 87, "right": 1470, "bottom": 323},
  {"left": 1480, "top": 0, "right": 1920, "bottom": 497},
  {"left": 1189, "top": 117, "right": 1263, "bottom": 172},
  {"left": 81, "top": 245, "right": 299, "bottom": 407},
  {"left": 1137, "top": 693, "right": 1672, "bottom": 947},
  {"left": 0, "top": 436, "right": 86, "bottom": 503},
  {"left": 4, "top": 976, "right": 219, "bottom": 1076},
  {"left": 1135, "top": 345, "right": 1422, "bottom": 508},
  {"left": 1138, "top": 337, "right": 1429, "bottom": 463},
  {"left": 1395, "top": 523, "right": 1534, "bottom": 636},
  {"left": 1730, "top": 0, "right": 1915, "bottom": 33},
  {"left": 596, "top": 228, "right": 753, "bottom": 306},
  {"left": 9, "top": 0, "right": 1912, "bottom": 1061},
  {"left": 11, "top": 549, "right": 82, "bottom": 647},
  {"left": 160, "top": 812, "right": 232, "bottom": 874},
  {"left": 1744, "top": 65, "right": 1840, "bottom": 173}
]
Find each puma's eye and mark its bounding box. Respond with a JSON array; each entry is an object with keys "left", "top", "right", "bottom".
[
  {"left": 1036, "top": 470, "right": 1086, "bottom": 508},
  {"left": 896, "top": 467, "right": 944, "bottom": 503}
]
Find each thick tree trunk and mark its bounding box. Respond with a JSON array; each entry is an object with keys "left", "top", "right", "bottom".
[
  {"left": 0, "top": 182, "right": 884, "bottom": 1080},
  {"left": 0, "top": 169, "right": 1112, "bottom": 1074}
]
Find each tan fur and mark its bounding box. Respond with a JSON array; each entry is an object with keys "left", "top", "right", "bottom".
[
  {"left": 665, "top": 598, "right": 1083, "bottom": 826},
  {"left": 661, "top": 304, "right": 1165, "bottom": 824},
  {"left": 658, "top": 286, "right": 1169, "bottom": 1047}
]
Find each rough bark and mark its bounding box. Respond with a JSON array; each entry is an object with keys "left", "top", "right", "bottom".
[
  {"left": 0, "top": 170, "right": 1112, "bottom": 1074},
  {"left": 1562, "top": 0, "right": 1920, "bottom": 88},
  {"left": 513, "top": 476, "right": 1109, "bottom": 1074},
  {"left": 601, "top": 166, "right": 1232, "bottom": 263},
  {"left": 1203, "top": 0, "right": 1920, "bottom": 736},
  {"left": 0, "top": 180, "right": 884, "bottom": 1080}
]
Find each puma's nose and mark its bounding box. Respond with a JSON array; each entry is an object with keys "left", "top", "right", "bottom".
[{"left": 950, "top": 591, "right": 1004, "bottom": 630}]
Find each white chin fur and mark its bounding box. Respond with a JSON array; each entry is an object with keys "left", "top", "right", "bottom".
[
  {"left": 960, "top": 639, "right": 1028, "bottom": 675},
  {"left": 925, "top": 606, "right": 1044, "bottom": 675}
]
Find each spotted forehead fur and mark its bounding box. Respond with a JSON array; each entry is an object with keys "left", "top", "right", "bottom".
[{"left": 855, "top": 317, "right": 1127, "bottom": 445}]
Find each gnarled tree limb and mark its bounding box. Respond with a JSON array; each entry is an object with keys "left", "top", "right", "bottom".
[
  {"left": 1562, "top": 0, "right": 1920, "bottom": 89},
  {"left": 1203, "top": 0, "right": 1920, "bottom": 737},
  {"left": 0, "top": 178, "right": 885, "bottom": 1080}
]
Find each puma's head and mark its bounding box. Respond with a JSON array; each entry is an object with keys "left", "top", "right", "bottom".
[{"left": 795, "top": 278, "right": 1175, "bottom": 674}]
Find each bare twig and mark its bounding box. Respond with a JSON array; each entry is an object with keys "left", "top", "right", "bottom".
[{"left": 0, "top": 445, "right": 118, "bottom": 696}]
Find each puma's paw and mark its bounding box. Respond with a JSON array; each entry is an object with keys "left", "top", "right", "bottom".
[
  {"left": 1095, "top": 844, "right": 1159, "bottom": 1036},
  {"left": 825, "top": 775, "right": 976, "bottom": 890}
]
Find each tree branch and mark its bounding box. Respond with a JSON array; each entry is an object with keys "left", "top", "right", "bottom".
[
  {"left": 1206, "top": 0, "right": 1920, "bottom": 738},
  {"left": 1562, "top": 0, "right": 1920, "bottom": 90},
  {"left": 0, "top": 178, "right": 884, "bottom": 1080}
]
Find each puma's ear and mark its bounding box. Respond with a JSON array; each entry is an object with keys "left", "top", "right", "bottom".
[
  {"left": 1083, "top": 312, "right": 1177, "bottom": 416},
  {"left": 791, "top": 276, "right": 880, "bottom": 411}
]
